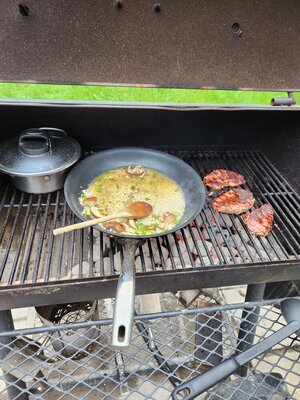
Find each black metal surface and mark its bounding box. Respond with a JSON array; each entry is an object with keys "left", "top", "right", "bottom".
[
  {"left": 0, "top": 1, "right": 300, "bottom": 90},
  {"left": 236, "top": 283, "right": 266, "bottom": 377},
  {"left": 0, "top": 104, "right": 299, "bottom": 192},
  {"left": 265, "top": 280, "right": 300, "bottom": 300},
  {"left": 0, "top": 299, "right": 299, "bottom": 399},
  {"left": 0, "top": 149, "right": 299, "bottom": 309},
  {"left": 0, "top": 310, "right": 28, "bottom": 400}
]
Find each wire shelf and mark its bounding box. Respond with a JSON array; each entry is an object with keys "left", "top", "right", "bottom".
[{"left": 0, "top": 299, "right": 299, "bottom": 399}]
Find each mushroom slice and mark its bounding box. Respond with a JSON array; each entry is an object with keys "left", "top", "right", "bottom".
[
  {"left": 104, "top": 221, "right": 124, "bottom": 233},
  {"left": 163, "top": 212, "right": 177, "bottom": 223},
  {"left": 128, "top": 219, "right": 137, "bottom": 229},
  {"left": 90, "top": 206, "right": 103, "bottom": 218},
  {"left": 127, "top": 165, "right": 145, "bottom": 177},
  {"left": 82, "top": 196, "right": 98, "bottom": 207},
  {"left": 121, "top": 222, "right": 134, "bottom": 233}
]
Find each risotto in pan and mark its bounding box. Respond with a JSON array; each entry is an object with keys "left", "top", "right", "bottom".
[{"left": 80, "top": 165, "right": 185, "bottom": 235}]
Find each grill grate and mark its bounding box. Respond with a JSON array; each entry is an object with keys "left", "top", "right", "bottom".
[
  {"left": 0, "top": 149, "right": 299, "bottom": 288},
  {"left": 0, "top": 299, "right": 299, "bottom": 399}
]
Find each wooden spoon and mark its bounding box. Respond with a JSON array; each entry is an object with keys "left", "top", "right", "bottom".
[{"left": 53, "top": 201, "right": 153, "bottom": 236}]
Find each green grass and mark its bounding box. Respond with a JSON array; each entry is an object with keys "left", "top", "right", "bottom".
[{"left": 0, "top": 83, "right": 298, "bottom": 105}]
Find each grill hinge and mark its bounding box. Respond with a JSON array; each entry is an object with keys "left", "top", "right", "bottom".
[{"left": 271, "top": 92, "right": 296, "bottom": 106}]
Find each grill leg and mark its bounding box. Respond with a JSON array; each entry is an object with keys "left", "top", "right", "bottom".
[
  {"left": 0, "top": 310, "right": 29, "bottom": 400},
  {"left": 235, "top": 283, "right": 266, "bottom": 377}
]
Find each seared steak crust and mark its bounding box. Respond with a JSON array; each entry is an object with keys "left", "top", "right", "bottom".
[
  {"left": 203, "top": 169, "right": 246, "bottom": 190},
  {"left": 212, "top": 188, "right": 255, "bottom": 214},
  {"left": 242, "top": 204, "right": 274, "bottom": 237}
]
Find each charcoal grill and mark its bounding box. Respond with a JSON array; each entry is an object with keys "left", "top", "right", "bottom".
[
  {"left": 0, "top": 0, "right": 299, "bottom": 398},
  {"left": 0, "top": 148, "right": 299, "bottom": 309}
]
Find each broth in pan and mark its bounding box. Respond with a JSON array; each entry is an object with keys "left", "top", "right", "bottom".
[{"left": 80, "top": 165, "right": 185, "bottom": 235}]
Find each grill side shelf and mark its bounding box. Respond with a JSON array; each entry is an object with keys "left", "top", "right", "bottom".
[{"left": 0, "top": 299, "right": 299, "bottom": 400}]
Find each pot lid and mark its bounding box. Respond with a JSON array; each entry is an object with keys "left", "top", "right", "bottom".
[
  {"left": 0, "top": 128, "right": 81, "bottom": 176},
  {"left": 0, "top": 0, "right": 299, "bottom": 91}
]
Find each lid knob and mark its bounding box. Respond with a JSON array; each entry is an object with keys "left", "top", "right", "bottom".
[{"left": 18, "top": 129, "right": 51, "bottom": 156}]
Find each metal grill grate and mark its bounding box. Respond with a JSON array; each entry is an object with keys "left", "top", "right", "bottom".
[
  {"left": 0, "top": 150, "right": 299, "bottom": 288},
  {"left": 0, "top": 299, "right": 299, "bottom": 399}
]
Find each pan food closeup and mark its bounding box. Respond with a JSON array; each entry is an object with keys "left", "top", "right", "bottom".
[
  {"left": 64, "top": 147, "right": 206, "bottom": 347},
  {"left": 80, "top": 165, "right": 185, "bottom": 235}
]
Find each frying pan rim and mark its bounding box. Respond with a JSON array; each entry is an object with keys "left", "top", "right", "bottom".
[{"left": 64, "top": 147, "right": 206, "bottom": 239}]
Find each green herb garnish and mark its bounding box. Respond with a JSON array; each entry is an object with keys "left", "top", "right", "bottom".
[
  {"left": 83, "top": 208, "right": 91, "bottom": 217},
  {"left": 152, "top": 214, "right": 161, "bottom": 220}
]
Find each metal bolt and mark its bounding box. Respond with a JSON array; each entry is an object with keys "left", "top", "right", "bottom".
[
  {"left": 232, "top": 22, "right": 243, "bottom": 38},
  {"left": 115, "top": 0, "right": 123, "bottom": 10},
  {"left": 154, "top": 3, "right": 161, "bottom": 13},
  {"left": 18, "top": 3, "right": 30, "bottom": 17}
]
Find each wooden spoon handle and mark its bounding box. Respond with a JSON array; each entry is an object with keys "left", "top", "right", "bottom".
[{"left": 53, "top": 211, "right": 130, "bottom": 236}]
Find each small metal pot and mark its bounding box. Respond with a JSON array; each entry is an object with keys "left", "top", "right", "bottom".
[
  {"left": 11, "top": 169, "right": 69, "bottom": 194},
  {"left": 0, "top": 127, "right": 81, "bottom": 194}
]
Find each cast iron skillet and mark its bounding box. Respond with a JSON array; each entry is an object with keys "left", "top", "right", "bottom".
[{"left": 64, "top": 147, "right": 206, "bottom": 348}]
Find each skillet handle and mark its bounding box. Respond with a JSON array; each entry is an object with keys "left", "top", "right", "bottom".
[
  {"left": 112, "top": 239, "right": 143, "bottom": 348},
  {"left": 172, "top": 358, "right": 239, "bottom": 400}
]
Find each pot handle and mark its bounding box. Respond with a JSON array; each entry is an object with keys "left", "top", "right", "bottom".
[
  {"left": 112, "top": 239, "right": 144, "bottom": 348},
  {"left": 19, "top": 129, "right": 51, "bottom": 155},
  {"left": 38, "top": 127, "right": 68, "bottom": 136}
]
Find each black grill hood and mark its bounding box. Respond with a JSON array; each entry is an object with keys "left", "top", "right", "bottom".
[{"left": 1, "top": 0, "right": 299, "bottom": 91}]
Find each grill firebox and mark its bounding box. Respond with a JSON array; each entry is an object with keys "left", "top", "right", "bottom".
[{"left": 0, "top": 149, "right": 299, "bottom": 308}]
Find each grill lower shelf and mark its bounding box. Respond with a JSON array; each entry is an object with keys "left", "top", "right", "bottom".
[
  {"left": 0, "top": 149, "right": 299, "bottom": 308},
  {"left": 0, "top": 299, "right": 299, "bottom": 399}
]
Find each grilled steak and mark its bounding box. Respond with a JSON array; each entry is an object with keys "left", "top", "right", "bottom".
[
  {"left": 242, "top": 204, "right": 274, "bottom": 237},
  {"left": 203, "top": 169, "right": 245, "bottom": 190},
  {"left": 212, "top": 188, "right": 255, "bottom": 214}
]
